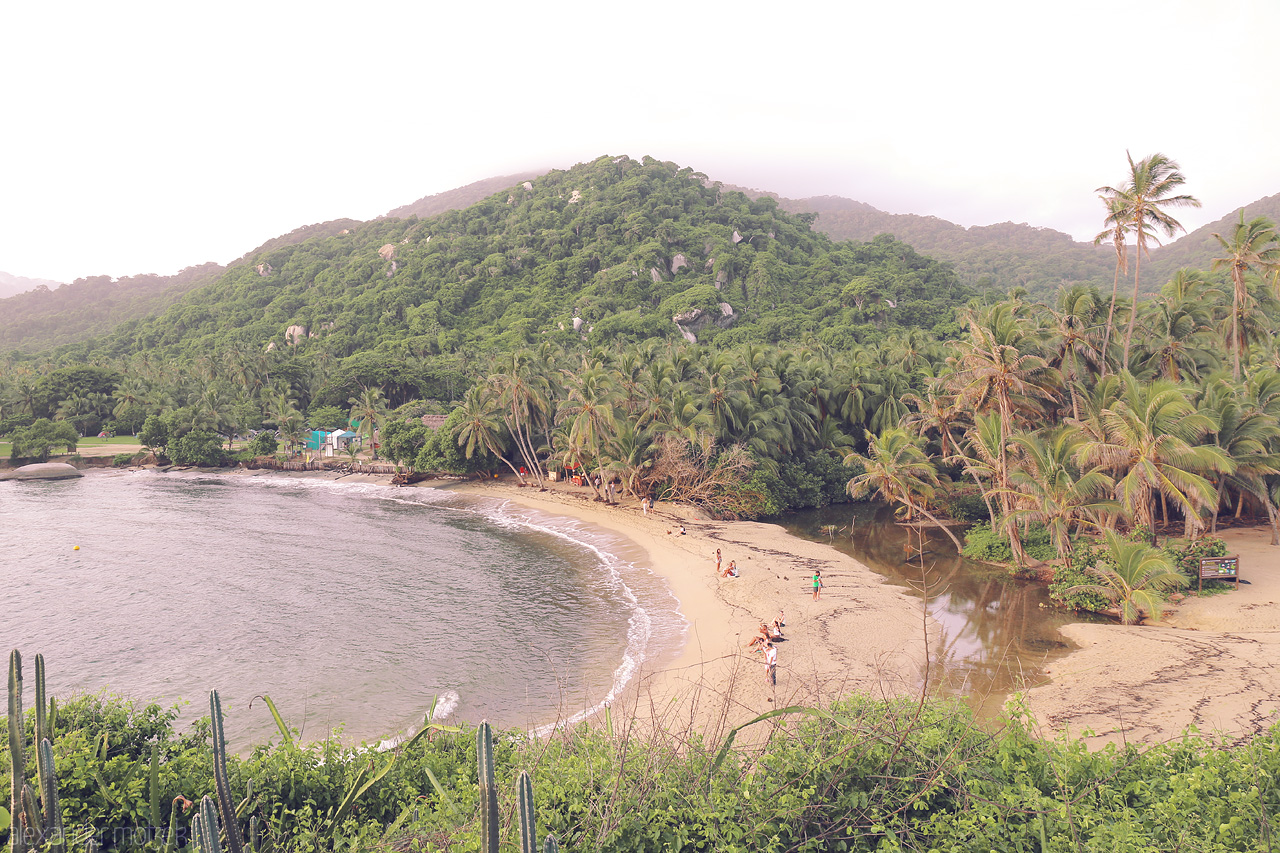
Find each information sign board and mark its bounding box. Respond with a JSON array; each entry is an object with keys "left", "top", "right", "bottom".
[{"left": 1199, "top": 555, "right": 1241, "bottom": 591}]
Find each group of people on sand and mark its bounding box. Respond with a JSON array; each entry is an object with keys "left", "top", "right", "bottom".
[
  {"left": 713, "top": 548, "right": 738, "bottom": 578},
  {"left": 746, "top": 612, "right": 785, "bottom": 684}
]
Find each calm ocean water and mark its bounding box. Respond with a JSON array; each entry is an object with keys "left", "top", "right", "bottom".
[{"left": 0, "top": 470, "right": 684, "bottom": 747}]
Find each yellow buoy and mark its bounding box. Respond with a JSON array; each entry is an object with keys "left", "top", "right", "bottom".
[{"left": 74, "top": 545, "right": 80, "bottom": 550}]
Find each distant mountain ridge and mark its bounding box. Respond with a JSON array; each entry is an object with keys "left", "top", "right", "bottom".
[{"left": 0, "top": 270, "right": 62, "bottom": 300}]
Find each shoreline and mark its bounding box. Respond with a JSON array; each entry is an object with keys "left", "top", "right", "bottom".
[
  {"left": 60, "top": 466, "right": 1280, "bottom": 748},
  {"left": 444, "top": 479, "right": 931, "bottom": 739}
]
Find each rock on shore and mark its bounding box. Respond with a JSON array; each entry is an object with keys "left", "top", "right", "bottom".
[{"left": 0, "top": 462, "right": 84, "bottom": 481}]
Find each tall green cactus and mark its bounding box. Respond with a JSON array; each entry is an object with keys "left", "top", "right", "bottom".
[
  {"left": 193, "top": 796, "right": 222, "bottom": 853},
  {"left": 476, "top": 725, "right": 558, "bottom": 853},
  {"left": 9, "top": 651, "right": 26, "bottom": 853},
  {"left": 209, "top": 691, "right": 245, "bottom": 853},
  {"left": 9, "top": 651, "right": 64, "bottom": 853},
  {"left": 516, "top": 771, "right": 536, "bottom": 853},
  {"left": 36, "top": 740, "right": 63, "bottom": 853},
  {"left": 477, "top": 722, "right": 498, "bottom": 853}
]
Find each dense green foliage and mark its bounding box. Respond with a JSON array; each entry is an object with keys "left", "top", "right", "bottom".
[
  {"left": 54, "top": 156, "right": 969, "bottom": 371},
  {"left": 8, "top": 418, "right": 79, "bottom": 462},
  {"left": 961, "top": 521, "right": 1056, "bottom": 563},
  {"left": 6, "top": 691, "right": 1280, "bottom": 852}
]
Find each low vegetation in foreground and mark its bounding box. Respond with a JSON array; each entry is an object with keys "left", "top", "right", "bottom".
[{"left": 4, "top": 651, "right": 1278, "bottom": 853}]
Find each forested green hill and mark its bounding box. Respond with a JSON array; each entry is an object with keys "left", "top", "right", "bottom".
[
  {"left": 73, "top": 156, "right": 971, "bottom": 370},
  {"left": 0, "top": 221, "right": 360, "bottom": 354}
]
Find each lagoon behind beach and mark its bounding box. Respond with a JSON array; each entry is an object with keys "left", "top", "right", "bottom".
[{"left": 0, "top": 469, "right": 683, "bottom": 745}]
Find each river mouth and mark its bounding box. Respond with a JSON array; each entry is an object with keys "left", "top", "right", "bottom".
[{"left": 783, "top": 503, "right": 1099, "bottom": 718}]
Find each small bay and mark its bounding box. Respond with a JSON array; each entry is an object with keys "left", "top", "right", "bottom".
[{"left": 0, "top": 471, "right": 683, "bottom": 746}]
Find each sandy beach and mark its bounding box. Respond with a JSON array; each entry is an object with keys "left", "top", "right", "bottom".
[
  {"left": 1023, "top": 525, "right": 1280, "bottom": 747},
  {"left": 444, "top": 478, "right": 1280, "bottom": 749},
  {"left": 447, "top": 479, "right": 931, "bottom": 739}
]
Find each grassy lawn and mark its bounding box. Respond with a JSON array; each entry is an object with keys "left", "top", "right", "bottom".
[{"left": 76, "top": 435, "right": 141, "bottom": 448}]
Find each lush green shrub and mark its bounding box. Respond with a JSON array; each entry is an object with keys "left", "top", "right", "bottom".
[
  {"left": 168, "top": 429, "right": 226, "bottom": 467},
  {"left": 8, "top": 418, "right": 79, "bottom": 462},
  {"left": 962, "top": 521, "right": 1055, "bottom": 564},
  {"left": 248, "top": 430, "right": 279, "bottom": 457},
  {"left": 111, "top": 451, "right": 137, "bottom": 467},
  {"left": 1163, "top": 535, "right": 1228, "bottom": 583},
  {"left": 9, "top": 689, "right": 1280, "bottom": 853},
  {"left": 1048, "top": 542, "right": 1114, "bottom": 612}
]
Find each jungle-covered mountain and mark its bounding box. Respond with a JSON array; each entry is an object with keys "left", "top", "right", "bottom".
[
  {"left": 0, "top": 263, "right": 226, "bottom": 352},
  {"left": 65, "top": 155, "right": 973, "bottom": 370}
]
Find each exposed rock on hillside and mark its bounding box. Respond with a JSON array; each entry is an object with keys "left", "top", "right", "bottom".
[{"left": 673, "top": 303, "right": 736, "bottom": 343}]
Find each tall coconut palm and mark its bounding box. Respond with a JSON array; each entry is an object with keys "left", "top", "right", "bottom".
[
  {"left": 1097, "top": 152, "right": 1201, "bottom": 369},
  {"left": 559, "top": 366, "right": 616, "bottom": 501},
  {"left": 454, "top": 385, "right": 523, "bottom": 479},
  {"left": 1093, "top": 195, "right": 1132, "bottom": 375},
  {"left": 347, "top": 385, "right": 387, "bottom": 460},
  {"left": 1065, "top": 530, "right": 1187, "bottom": 625},
  {"left": 845, "top": 428, "right": 963, "bottom": 551},
  {"left": 1212, "top": 211, "right": 1280, "bottom": 379},
  {"left": 1076, "top": 376, "right": 1232, "bottom": 543},
  {"left": 1007, "top": 428, "right": 1115, "bottom": 560}
]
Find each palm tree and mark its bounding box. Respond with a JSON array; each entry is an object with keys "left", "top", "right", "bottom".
[
  {"left": 1093, "top": 195, "right": 1131, "bottom": 375},
  {"left": 1064, "top": 530, "right": 1187, "bottom": 625},
  {"left": 347, "top": 385, "right": 387, "bottom": 460},
  {"left": 1007, "top": 428, "right": 1115, "bottom": 560},
  {"left": 1097, "top": 152, "right": 1201, "bottom": 369},
  {"left": 1076, "top": 376, "right": 1232, "bottom": 544},
  {"left": 558, "top": 366, "right": 616, "bottom": 501},
  {"left": 454, "top": 385, "right": 524, "bottom": 479},
  {"left": 844, "top": 428, "right": 963, "bottom": 551},
  {"left": 1212, "top": 211, "right": 1280, "bottom": 379}
]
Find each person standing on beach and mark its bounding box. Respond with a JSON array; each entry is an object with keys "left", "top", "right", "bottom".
[
  {"left": 714, "top": 548, "right": 722, "bottom": 574},
  {"left": 812, "top": 570, "right": 823, "bottom": 600},
  {"left": 764, "top": 642, "right": 777, "bottom": 685}
]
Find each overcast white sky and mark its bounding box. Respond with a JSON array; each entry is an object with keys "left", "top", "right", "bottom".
[{"left": 3, "top": 0, "right": 1277, "bottom": 284}]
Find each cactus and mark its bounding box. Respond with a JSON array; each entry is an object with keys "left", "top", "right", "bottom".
[
  {"left": 543, "top": 835, "right": 559, "bottom": 853},
  {"left": 9, "top": 651, "right": 27, "bottom": 853},
  {"left": 516, "top": 771, "right": 536, "bottom": 853},
  {"left": 9, "top": 651, "right": 65, "bottom": 853},
  {"left": 148, "top": 744, "right": 161, "bottom": 833},
  {"left": 209, "top": 691, "right": 245, "bottom": 853},
  {"left": 36, "top": 740, "right": 64, "bottom": 853},
  {"left": 477, "top": 722, "right": 499, "bottom": 853},
  {"left": 193, "top": 796, "right": 222, "bottom": 853}
]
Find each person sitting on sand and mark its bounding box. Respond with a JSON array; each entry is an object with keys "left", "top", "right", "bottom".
[
  {"left": 721, "top": 560, "right": 738, "bottom": 578},
  {"left": 746, "top": 633, "right": 767, "bottom": 649},
  {"left": 767, "top": 620, "right": 784, "bottom": 641}
]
